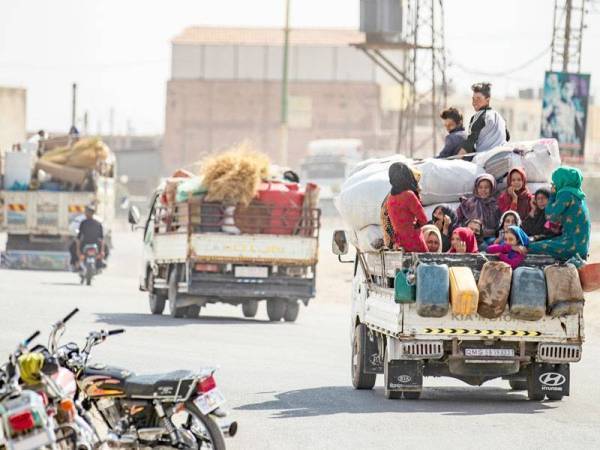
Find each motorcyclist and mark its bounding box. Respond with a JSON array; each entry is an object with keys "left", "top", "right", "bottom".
[{"left": 76, "top": 204, "right": 106, "bottom": 269}]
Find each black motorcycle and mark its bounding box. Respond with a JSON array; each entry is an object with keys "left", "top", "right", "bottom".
[
  {"left": 52, "top": 309, "right": 237, "bottom": 449},
  {"left": 79, "top": 244, "right": 100, "bottom": 286}
]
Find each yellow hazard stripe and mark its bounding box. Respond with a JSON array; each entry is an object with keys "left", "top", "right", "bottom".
[
  {"left": 422, "top": 328, "right": 542, "bottom": 337},
  {"left": 68, "top": 205, "right": 85, "bottom": 213},
  {"left": 8, "top": 204, "right": 26, "bottom": 212}
]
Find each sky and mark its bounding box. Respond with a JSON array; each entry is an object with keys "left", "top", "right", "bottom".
[{"left": 0, "top": 0, "right": 599, "bottom": 135}]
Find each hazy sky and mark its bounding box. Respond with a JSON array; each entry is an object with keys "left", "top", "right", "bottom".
[{"left": 1, "top": 0, "right": 599, "bottom": 135}]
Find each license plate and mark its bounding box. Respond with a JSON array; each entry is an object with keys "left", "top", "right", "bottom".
[
  {"left": 194, "top": 389, "right": 226, "bottom": 415},
  {"left": 10, "top": 430, "right": 54, "bottom": 450},
  {"left": 464, "top": 348, "right": 515, "bottom": 357},
  {"left": 234, "top": 266, "right": 268, "bottom": 278}
]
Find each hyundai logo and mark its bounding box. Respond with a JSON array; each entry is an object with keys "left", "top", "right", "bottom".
[
  {"left": 397, "top": 375, "right": 412, "bottom": 383},
  {"left": 539, "top": 372, "right": 566, "bottom": 386}
]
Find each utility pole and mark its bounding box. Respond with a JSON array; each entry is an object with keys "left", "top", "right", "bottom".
[
  {"left": 280, "top": 0, "right": 291, "bottom": 167},
  {"left": 71, "top": 83, "right": 77, "bottom": 129},
  {"left": 550, "top": 0, "right": 588, "bottom": 73},
  {"left": 563, "top": 0, "right": 572, "bottom": 72}
]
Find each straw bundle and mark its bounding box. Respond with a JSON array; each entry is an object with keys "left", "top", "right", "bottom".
[
  {"left": 201, "top": 142, "right": 270, "bottom": 207},
  {"left": 41, "top": 137, "right": 110, "bottom": 170}
]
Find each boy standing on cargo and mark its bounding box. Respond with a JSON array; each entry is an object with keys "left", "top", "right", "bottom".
[{"left": 460, "top": 82, "right": 510, "bottom": 155}]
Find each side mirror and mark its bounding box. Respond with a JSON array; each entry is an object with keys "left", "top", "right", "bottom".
[
  {"left": 128, "top": 205, "right": 141, "bottom": 226},
  {"left": 332, "top": 230, "right": 349, "bottom": 256}
]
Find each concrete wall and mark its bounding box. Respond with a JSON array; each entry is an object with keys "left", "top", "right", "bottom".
[
  {"left": 0, "top": 87, "right": 26, "bottom": 158},
  {"left": 163, "top": 79, "right": 388, "bottom": 174}
]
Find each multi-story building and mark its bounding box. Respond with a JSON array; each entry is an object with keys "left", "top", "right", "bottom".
[{"left": 0, "top": 86, "right": 26, "bottom": 158}]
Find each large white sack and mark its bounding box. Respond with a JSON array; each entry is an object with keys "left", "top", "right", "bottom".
[
  {"left": 357, "top": 224, "right": 384, "bottom": 252},
  {"left": 347, "top": 154, "right": 412, "bottom": 179},
  {"left": 473, "top": 147, "right": 524, "bottom": 182},
  {"left": 335, "top": 169, "right": 390, "bottom": 231},
  {"left": 414, "top": 159, "right": 485, "bottom": 206}
]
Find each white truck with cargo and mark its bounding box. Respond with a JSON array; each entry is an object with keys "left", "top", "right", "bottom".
[
  {"left": 0, "top": 137, "right": 115, "bottom": 270},
  {"left": 132, "top": 180, "right": 320, "bottom": 322}
]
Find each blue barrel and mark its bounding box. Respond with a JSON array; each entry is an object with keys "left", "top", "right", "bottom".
[
  {"left": 416, "top": 263, "right": 450, "bottom": 317},
  {"left": 510, "top": 267, "right": 547, "bottom": 321}
]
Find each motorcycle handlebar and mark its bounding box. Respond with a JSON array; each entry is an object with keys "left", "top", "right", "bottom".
[
  {"left": 24, "top": 330, "right": 41, "bottom": 346},
  {"left": 62, "top": 308, "right": 79, "bottom": 324},
  {"left": 107, "top": 329, "right": 125, "bottom": 336}
]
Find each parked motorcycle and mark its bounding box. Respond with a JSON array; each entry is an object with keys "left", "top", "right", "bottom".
[
  {"left": 79, "top": 244, "right": 100, "bottom": 286},
  {"left": 51, "top": 309, "right": 237, "bottom": 449}
]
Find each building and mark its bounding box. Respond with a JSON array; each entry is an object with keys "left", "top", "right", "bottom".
[
  {"left": 0, "top": 87, "right": 26, "bottom": 158},
  {"left": 163, "top": 26, "right": 397, "bottom": 173}
]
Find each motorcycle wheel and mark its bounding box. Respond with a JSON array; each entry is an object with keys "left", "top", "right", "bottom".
[
  {"left": 86, "top": 272, "right": 93, "bottom": 286},
  {"left": 181, "top": 402, "right": 226, "bottom": 450}
]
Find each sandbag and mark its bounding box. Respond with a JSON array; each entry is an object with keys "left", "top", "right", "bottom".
[
  {"left": 545, "top": 264, "right": 584, "bottom": 317},
  {"left": 346, "top": 154, "right": 412, "bottom": 180},
  {"left": 414, "top": 159, "right": 485, "bottom": 206},
  {"left": 477, "top": 261, "right": 512, "bottom": 318},
  {"left": 357, "top": 224, "right": 384, "bottom": 252},
  {"left": 176, "top": 177, "right": 207, "bottom": 203},
  {"left": 473, "top": 147, "right": 523, "bottom": 182}
]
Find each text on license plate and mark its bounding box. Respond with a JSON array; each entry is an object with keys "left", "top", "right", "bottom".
[
  {"left": 234, "top": 266, "right": 268, "bottom": 278},
  {"left": 464, "top": 348, "right": 515, "bottom": 357},
  {"left": 194, "top": 388, "right": 226, "bottom": 415}
]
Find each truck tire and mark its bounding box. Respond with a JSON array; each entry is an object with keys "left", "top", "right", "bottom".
[
  {"left": 351, "top": 324, "right": 376, "bottom": 390},
  {"left": 509, "top": 380, "right": 528, "bottom": 391},
  {"left": 168, "top": 267, "right": 185, "bottom": 319},
  {"left": 242, "top": 301, "right": 259, "bottom": 318},
  {"left": 283, "top": 301, "right": 300, "bottom": 322},
  {"left": 403, "top": 391, "right": 421, "bottom": 400},
  {"left": 148, "top": 272, "right": 166, "bottom": 315},
  {"left": 266, "top": 299, "right": 286, "bottom": 322},
  {"left": 185, "top": 305, "right": 201, "bottom": 319},
  {"left": 384, "top": 347, "right": 402, "bottom": 400}
]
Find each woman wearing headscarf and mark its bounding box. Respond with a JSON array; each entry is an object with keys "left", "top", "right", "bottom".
[
  {"left": 448, "top": 227, "right": 479, "bottom": 254},
  {"left": 429, "top": 205, "right": 458, "bottom": 252},
  {"left": 497, "top": 167, "right": 533, "bottom": 221},
  {"left": 385, "top": 162, "right": 429, "bottom": 252},
  {"left": 456, "top": 174, "right": 501, "bottom": 239},
  {"left": 529, "top": 167, "right": 591, "bottom": 260},
  {"left": 421, "top": 224, "right": 443, "bottom": 253}
]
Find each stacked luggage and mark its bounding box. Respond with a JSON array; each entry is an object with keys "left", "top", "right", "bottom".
[{"left": 394, "top": 260, "right": 585, "bottom": 320}]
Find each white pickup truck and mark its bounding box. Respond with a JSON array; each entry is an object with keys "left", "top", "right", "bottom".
[
  {"left": 131, "top": 187, "right": 320, "bottom": 322},
  {"left": 332, "top": 231, "right": 583, "bottom": 401},
  {"left": 0, "top": 177, "right": 114, "bottom": 270}
]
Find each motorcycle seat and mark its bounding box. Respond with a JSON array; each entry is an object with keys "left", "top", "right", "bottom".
[{"left": 124, "top": 370, "right": 198, "bottom": 398}]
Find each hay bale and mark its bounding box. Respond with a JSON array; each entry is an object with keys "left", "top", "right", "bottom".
[{"left": 201, "top": 143, "right": 270, "bottom": 207}]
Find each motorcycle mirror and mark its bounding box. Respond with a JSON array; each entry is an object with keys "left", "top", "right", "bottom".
[{"left": 128, "top": 205, "right": 141, "bottom": 227}]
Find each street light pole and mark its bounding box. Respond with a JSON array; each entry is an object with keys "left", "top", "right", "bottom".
[{"left": 280, "top": 0, "right": 291, "bottom": 167}]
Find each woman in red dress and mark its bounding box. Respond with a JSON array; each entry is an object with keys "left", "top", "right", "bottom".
[{"left": 385, "top": 162, "right": 429, "bottom": 252}]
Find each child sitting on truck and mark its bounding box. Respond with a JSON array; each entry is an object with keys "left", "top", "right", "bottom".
[
  {"left": 448, "top": 227, "right": 478, "bottom": 253},
  {"left": 497, "top": 167, "right": 533, "bottom": 221},
  {"left": 522, "top": 187, "right": 560, "bottom": 242},
  {"left": 492, "top": 210, "right": 521, "bottom": 245},
  {"left": 428, "top": 205, "right": 458, "bottom": 252},
  {"left": 385, "top": 162, "right": 429, "bottom": 252},
  {"left": 486, "top": 225, "right": 529, "bottom": 269}
]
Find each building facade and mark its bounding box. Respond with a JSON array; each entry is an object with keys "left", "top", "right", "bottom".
[
  {"left": 0, "top": 87, "right": 26, "bottom": 159},
  {"left": 163, "top": 26, "right": 394, "bottom": 173}
]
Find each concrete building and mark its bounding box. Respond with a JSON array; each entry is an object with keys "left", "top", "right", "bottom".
[
  {"left": 0, "top": 87, "right": 27, "bottom": 158},
  {"left": 163, "top": 26, "right": 395, "bottom": 173}
]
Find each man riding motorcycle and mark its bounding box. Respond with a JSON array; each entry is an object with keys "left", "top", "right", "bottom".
[{"left": 70, "top": 204, "right": 106, "bottom": 270}]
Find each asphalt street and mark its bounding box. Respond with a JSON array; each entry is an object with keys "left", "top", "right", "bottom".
[{"left": 1, "top": 224, "right": 600, "bottom": 450}]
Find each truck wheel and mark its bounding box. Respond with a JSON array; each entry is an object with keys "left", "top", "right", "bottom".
[
  {"left": 242, "top": 301, "right": 259, "bottom": 318},
  {"left": 384, "top": 347, "right": 402, "bottom": 400},
  {"left": 283, "top": 301, "right": 300, "bottom": 322},
  {"left": 351, "top": 324, "right": 376, "bottom": 390},
  {"left": 168, "top": 268, "right": 185, "bottom": 319},
  {"left": 403, "top": 391, "right": 421, "bottom": 400},
  {"left": 509, "top": 380, "right": 528, "bottom": 391},
  {"left": 527, "top": 369, "right": 544, "bottom": 401},
  {"left": 185, "top": 305, "right": 201, "bottom": 319},
  {"left": 148, "top": 272, "right": 166, "bottom": 315},
  {"left": 266, "top": 299, "right": 286, "bottom": 322}
]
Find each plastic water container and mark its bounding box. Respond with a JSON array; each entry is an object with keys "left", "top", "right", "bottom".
[
  {"left": 394, "top": 270, "right": 416, "bottom": 304},
  {"left": 545, "top": 264, "right": 584, "bottom": 317},
  {"left": 477, "top": 261, "right": 512, "bottom": 318},
  {"left": 449, "top": 267, "right": 479, "bottom": 316},
  {"left": 510, "top": 267, "right": 547, "bottom": 321},
  {"left": 416, "top": 263, "right": 449, "bottom": 317}
]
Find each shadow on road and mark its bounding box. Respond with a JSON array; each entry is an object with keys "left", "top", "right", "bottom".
[
  {"left": 41, "top": 281, "right": 83, "bottom": 286},
  {"left": 237, "top": 385, "right": 555, "bottom": 418},
  {"left": 94, "top": 312, "right": 271, "bottom": 327}
]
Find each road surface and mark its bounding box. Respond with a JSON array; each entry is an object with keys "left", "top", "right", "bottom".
[{"left": 1, "top": 224, "right": 599, "bottom": 449}]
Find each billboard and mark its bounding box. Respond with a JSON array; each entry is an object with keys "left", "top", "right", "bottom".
[{"left": 540, "top": 71, "right": 591, "bottom": 158}]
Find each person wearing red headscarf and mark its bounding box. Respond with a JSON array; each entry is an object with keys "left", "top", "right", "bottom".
[
  {"left": 497, "top": 167, "right": 533, "bottom": 221},
  {"left": 448, "top": 227, "right": 479, "bottom": 253}
]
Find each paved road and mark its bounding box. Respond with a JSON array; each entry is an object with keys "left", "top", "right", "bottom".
[{"left": 1, "top": 226, "right": 600, "bottom": 449}]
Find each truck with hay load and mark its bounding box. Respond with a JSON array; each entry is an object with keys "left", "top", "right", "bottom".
[
  {"left": 132, "top": 147, "right": 321, "bottom": 322},
  {"left": 0, "top": 136, "right": 115, "bottom": 270},
  {"left": 332, "top": 139, "right": 585, "bottom": 401}
]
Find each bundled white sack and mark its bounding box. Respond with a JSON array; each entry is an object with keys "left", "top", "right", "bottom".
[
  {"left": 414, "top": 159, "right": 485, "bottom": 206},
  {"left": 473, "top": 147, "right": 524, "bottom": 182},
  {"left": 344, "top": 154, "right": 412, "bottom": 187},
  {"left": 357, "top": 224, "right": 384, "bottom": 252}
]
